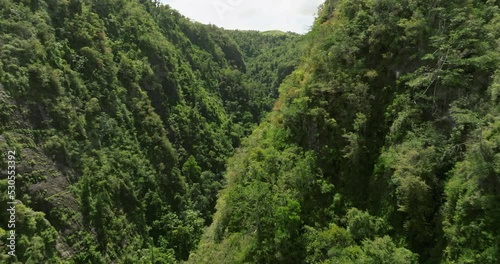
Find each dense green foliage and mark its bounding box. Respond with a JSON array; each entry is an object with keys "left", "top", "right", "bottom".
[
  {"left": 190, "top": 0, "right": 500, "bottom": 263},
  {"left": 1, "top": 0, "right": 498, "bottom": 263},
  {"left": 225, "top": 30, "right": 302, "bottom": 120},
  {"left": 0, "top": 0, "right": 299, "bottom": 262}
]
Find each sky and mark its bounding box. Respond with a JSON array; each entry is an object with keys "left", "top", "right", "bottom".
[{"left": 160, "top": 0, "right": 324, "bottom": 34}]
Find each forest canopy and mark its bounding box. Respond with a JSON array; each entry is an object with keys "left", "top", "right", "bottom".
[{"left": 0, "top": 0, "right": 499, "bottom": 263}]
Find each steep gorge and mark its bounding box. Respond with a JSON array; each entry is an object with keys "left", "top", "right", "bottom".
[
  {"left": 0, "top": 0, "right": 499, "bottom": 263},
  {"left": 190, "top": 0, "right": 499, "bottom": 263},
  {"left": 0, "top": 0, "right": 300, "bottom": 262}
]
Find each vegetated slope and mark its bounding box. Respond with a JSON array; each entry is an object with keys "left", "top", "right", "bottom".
[
  {"left": 189, "top": 0, "right": 499, "bottom": 263},
  {"left": 0, "top": 0, "right": 300, "bottom": 262},
  {"left": 225, "top": 30, "right": 302, "bottom": 120},
  {"left": 207, "top": 28, "right": 303, "bottom": 140}
]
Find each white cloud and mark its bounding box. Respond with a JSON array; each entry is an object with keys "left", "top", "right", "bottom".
[{"left": 161, "top": 0, "right": 324, "bottom": 33}]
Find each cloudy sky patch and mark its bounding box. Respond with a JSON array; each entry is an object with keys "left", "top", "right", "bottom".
[{"left": 161, "top": 0, "right": 324, "bottom": 34}]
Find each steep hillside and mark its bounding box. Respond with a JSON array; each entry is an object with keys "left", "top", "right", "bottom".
[
  {"left": 190, "top": 0, "right": 499, "bottom": 263},
  {"left": 0, "top": 0, "right": 300, "bottom": 262},
  {"left": 226, "top": 30, "right": 302, "bottom": 122},
  {"left": 1, "top": 0, "right": 498, "bottom": 263}
]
